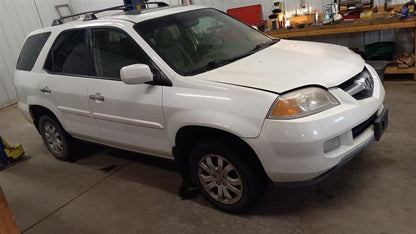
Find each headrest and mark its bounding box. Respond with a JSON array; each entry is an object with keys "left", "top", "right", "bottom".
[{"left": 155, "top": 27, "right": 174, "bottom": 48}]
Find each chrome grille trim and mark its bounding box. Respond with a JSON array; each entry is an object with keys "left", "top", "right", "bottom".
[{"left": 339, "top": 68, "right": 374, "bottom": 100}]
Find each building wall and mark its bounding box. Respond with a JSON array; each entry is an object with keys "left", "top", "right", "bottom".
[
  {"left": 0, "top": 0, "right": 42, "bottom": 107},
  {"left": 0, "top": 0, "right": 412, "bottom": 107},
  {"left": 0, "top": 0, "right": 119, "bottom": 108}
]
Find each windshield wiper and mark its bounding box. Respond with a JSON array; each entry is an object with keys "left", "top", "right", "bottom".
[
  {"left": 184, "top": 39, "right": 280, "bottom": 76},
  {"left": 207, "top": 39, "right": 280, "bottom": 69},
  {"left": 251, "top": 38, "right": 280, "bottom": 53}
]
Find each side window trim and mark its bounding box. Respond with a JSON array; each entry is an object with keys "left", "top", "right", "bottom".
[
  {"left": 86, "top": 27, "right": 99, "bottom": 79},
  {"left": 41, "top": 25, "right": 171, "bottom": 86}
]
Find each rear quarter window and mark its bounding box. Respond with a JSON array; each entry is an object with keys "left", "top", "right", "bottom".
[{"left": 16, "top": 32, "right": 51, "bottom": 71}]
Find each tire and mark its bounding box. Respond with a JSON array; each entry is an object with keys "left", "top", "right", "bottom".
[
  {"left": 38, "top": 115, "right": 74, "bottom": 161},
  {"left": 189, "top": 140, "right": 266, "bottom": 213}
]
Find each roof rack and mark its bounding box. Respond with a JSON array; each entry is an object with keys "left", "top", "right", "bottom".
[{"left": 51, "top": 2, "right": 169, "bottom": 26}]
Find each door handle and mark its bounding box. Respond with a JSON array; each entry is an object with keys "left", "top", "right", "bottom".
[
  {"left": 40, "top": 86, "right": 51, "bottom": 94},
  {"left": 89, "top": 93, "right": 105, "bottom": 102}
]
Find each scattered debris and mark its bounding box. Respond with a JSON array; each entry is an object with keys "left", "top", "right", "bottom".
[{"left": 100, "top": 165, "right": 116, "bottom": 173}]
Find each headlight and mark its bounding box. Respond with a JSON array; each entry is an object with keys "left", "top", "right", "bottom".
[{"left": 268, "top": 87, "right": 339, "bottom": 120}]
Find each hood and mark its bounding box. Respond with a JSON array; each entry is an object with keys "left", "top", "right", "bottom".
[{"left": 195, "top": 39, "right": 365, "bottom": 93}]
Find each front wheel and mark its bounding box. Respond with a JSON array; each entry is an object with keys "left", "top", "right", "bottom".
[{"left": 189, "top": 140, "right": 266, "bottom": 213}]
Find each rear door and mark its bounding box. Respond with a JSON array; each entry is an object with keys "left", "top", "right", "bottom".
[
  {"left": 40, "top": 29, "right": 100, "bottom": 139},
  {"left": 15, "top": 32, "right": 51, "bottom": 109},
  {"left": 87, "top": 27, "right": 171, "bottom": 157}
]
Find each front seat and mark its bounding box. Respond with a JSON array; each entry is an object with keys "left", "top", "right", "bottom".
[{"left": 154, "top": 27, "right": 192, "bottom": 71}]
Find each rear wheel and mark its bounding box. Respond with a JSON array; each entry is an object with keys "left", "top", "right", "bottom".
[
  {"left": 39, "top": 115, "right": 74, "bottom": 161},
  {"left": 190, "top": 140, "right": 266, "bottom": 213}
]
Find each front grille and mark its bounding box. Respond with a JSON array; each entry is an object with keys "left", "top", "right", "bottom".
[
  {"left": 339, "top": 68, "right": 374, "bottom": 100},
  {"left": 352, "top": 113, "right": 377, "bottom": 138}
]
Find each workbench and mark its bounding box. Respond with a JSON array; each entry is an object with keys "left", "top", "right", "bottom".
[{"left": 266, "top": 16, "right": 416, "bottom": 80}]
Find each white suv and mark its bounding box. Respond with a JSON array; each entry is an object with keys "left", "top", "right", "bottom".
[{"left": 14, "top": 4, "right": 388, "bottom": 213}]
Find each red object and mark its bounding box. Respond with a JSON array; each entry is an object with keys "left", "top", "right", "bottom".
[
  {"left": 342, "top": 11, "right": 361, "bottom": 20},
  {"left": 256, "top": 20, "right": 267, "bottom": 32},
  {"left": 227, "top": 4, "right": 262, "bottom": 26},
  {"left": 343, "top": 14, "right": 360, "bottom": 20}
]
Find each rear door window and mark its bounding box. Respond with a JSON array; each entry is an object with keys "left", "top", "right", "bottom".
[
  {"left": 16, "top": 32, "right": 51, "bottom": 71},
  {"left": 44, "top": 29, "right": 93, "bottom": 76}
]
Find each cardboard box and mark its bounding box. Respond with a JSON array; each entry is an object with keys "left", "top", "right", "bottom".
[
  {"left": 290, "top": 14, "right": 315, "bottom": 26},
  {"left": 267, "top": 19, "right": 276, "bottom": 30}
]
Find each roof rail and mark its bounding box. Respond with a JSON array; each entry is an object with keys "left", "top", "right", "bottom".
[{"left": 51, "top": 2, "right": 169, "bottom": 26}]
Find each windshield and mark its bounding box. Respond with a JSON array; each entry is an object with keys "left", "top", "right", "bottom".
[{"left": 134, "top": 8, "right": 276, "bottom": 76}]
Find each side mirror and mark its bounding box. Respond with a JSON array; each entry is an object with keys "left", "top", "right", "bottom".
[{"left": 120, "top": 64, "right": 153, "bottom": 85}]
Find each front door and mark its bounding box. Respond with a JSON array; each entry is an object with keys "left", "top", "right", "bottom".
[{"left": 87, "top": 27, "right": 171, "bottom": 157}]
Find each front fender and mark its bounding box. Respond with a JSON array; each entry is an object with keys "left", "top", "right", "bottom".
[
  {"left": 163, "top": 80, "right": 277, "bottom": 145},
  {"left": 167, "top": 110, "right": 261, "bottom": 141}
]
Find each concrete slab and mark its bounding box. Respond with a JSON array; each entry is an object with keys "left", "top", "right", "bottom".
[
  {"left": 0, "top": 106, "right": 130, "bottom": 231},
  {"left": 0, "top": 81, "right": 415, "bottom": 233}
]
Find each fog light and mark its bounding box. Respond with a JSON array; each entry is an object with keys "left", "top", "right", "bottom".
[{"left": 324, "top": 136, "right": 340, "bottom": 153}]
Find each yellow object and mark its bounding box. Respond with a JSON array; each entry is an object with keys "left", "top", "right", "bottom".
[
  {"left": 360, "top": 10, "right": 373, "bottom": 19},
  {"left": 1, "top": 136, "right": 24, "bottom": 160},
  {"left": 278, "top": 12, "right": 284, "bottom": 21}
]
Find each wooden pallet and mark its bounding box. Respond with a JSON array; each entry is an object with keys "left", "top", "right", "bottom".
[{"left": 385, "top": 66, "right": 415, "bottom": 74}]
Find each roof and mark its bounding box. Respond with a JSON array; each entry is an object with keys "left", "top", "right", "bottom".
[
  {"left": 111, "top": 5, "right": 208, "bottom": 23},
  {"left": 29, "top": 5, "right": 208, "bottom": 36}
]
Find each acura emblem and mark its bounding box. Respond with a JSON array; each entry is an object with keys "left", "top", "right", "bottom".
[
  {"left": 345, "top": 72, "right": 374, "bottom": 96},
  {"left": 355, "top": 76, "right": 374, "bottom": 91}
]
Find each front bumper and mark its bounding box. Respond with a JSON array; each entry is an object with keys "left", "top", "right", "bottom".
[
  {"left": 245, "top": 64, "right": 387, "bottom": 183},
  {"left": 275, "top": 132, "right": 375, "bottom": 186}
]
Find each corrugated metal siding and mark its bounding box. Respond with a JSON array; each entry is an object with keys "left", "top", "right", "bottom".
[
  {"left": 70, "top": 0, "right": 121, "bottom": 14},
  {"left": 34, "top": 0, "right": 63, "bottom": 28},
  {"left": 0, "top": 0, "right": 43, "bottom": 107},
  {"left": 0, "top": 0, "right": 412, "bottom": 107}
]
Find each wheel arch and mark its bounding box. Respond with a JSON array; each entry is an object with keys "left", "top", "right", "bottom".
[
  {"left": 29, "top": 105, "right": 62, "bottom": 132},
  {"left": 173, "top": 125, "right": 268, "bottom": 183}
]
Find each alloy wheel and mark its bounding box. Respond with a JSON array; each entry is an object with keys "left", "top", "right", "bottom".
[
  {"left": 43, "top": 122, "right": 64, "bottom": 155},
  {"left": 198, "top": 154, "right": 243, "bottom": 205}
]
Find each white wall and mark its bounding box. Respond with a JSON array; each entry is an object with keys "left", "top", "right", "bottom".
[
  {"left": 0, "top": 0, "right": 412, "bottom": 107},
  {"left": 0, "top": 0, "right": 42, "bottom": 107},
  {"left": 0, "top": 0, "right": 119, "bottom": 108}
]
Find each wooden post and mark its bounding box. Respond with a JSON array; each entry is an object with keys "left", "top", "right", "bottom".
[{"left": 0, "top": 186, "right": 19, "bottom": 234}]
